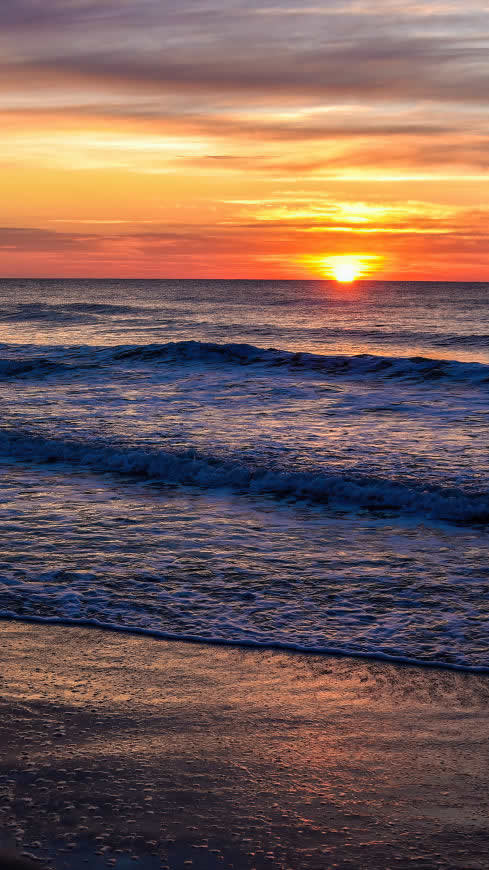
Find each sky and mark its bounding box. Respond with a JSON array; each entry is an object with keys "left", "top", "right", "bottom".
[{"left": 1, "top": 0, "right": 489, "bottom": 279}]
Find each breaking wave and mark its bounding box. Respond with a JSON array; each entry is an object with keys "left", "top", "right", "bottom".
[
  {"left": 1, "top": 339, "right": 489, "bottom": 385},
  {"left": 113, "top": 341, "right": 489, "bottom": 384},
  {"left": 1, "top": 428, "right": 488, "bottom": 525}
]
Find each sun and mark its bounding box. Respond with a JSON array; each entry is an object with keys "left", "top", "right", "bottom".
[
  {"left": 326, "top": 255, "right": 364, "bottom": 283},
  {"left": 332, "top": 257, "right": 359, "bottom": 282},
  {"left": 302, "top": 252, "right": 384, "bottom": 282}
]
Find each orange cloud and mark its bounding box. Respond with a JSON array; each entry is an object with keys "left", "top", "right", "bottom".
[{"left": 0, "top": 1, "right": 488, "bottom": 277}]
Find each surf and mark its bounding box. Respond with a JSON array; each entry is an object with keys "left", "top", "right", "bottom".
[
  {"left": 0, "top": 427, "right": 488, "bottom": 525},
  {"left": 0, "top": 339, "right": 488, "bottom": 386}
]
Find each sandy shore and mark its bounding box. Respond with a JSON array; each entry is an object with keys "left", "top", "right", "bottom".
[{"left": 1, "top": 621, "right": 489, "bottom": 870}]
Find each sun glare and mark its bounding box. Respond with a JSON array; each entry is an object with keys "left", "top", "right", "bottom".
[
  {"left": 332, "top": 258, "right": 358, "bottom": 282},
  {"left": 320, "top": 254, "right": 381, "bottom": 282}
]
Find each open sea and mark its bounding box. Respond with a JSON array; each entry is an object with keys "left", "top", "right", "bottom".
[{"left": 1, "top": 278, "right": 488, "bottom": 670}]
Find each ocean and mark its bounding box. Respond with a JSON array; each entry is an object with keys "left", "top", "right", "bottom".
[{"left": 0, "top": 278, "right": 488, "bottom": 669}]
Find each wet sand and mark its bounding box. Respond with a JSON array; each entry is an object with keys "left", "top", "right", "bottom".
[{"left": 1, "top": 621, "right": 488, "bottom": 869}]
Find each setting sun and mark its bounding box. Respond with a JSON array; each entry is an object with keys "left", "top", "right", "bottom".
[
  {"left": 312, "top": 254, "right": 386, "bottom": 282},
  {"left": 322, "top": 255, "right": 365, "bottom": 282},
  {"left": 332, "top": 257, "right": 360, "bottom": 282}
]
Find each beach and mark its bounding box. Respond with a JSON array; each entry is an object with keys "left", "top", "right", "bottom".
[
  {"left": 1, "top": 621, "right": 488, "bottom": 869},
  {"left": 3, "top": 0, "right": 489, "bottom": 859}
]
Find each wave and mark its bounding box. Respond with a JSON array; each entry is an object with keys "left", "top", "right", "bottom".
[
  {"left": 0, "top": 301, "right": 138, "bottom": 324},
  {"left": 1, "top": 428, "right": 488, "bottom": 525},
  {"left": 113, "top": 340, "right": 489, "bottom": 384},
  {"left": 0, "top": 357, "right": 76, "bottom": 379},
  {"left": 2, "top": 613, "right": 488, "bottom": 673},
  {"left": 1, "top": 339, "right": 489, "bottom": 385},
  {"left": 284, "top": 325, "right": 489, "bottom": 350}
]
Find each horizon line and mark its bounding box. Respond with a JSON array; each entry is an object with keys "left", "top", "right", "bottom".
[{"left": 1, "top": 276, "right": 489, "bottom": 283}]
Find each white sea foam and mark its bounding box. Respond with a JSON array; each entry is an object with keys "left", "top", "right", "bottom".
[
  {"left": 3, "top": 611, "right": 489, "bottom": 673},
  {"left": 0, "top": 427, "right": 488, "bottom": 524}
]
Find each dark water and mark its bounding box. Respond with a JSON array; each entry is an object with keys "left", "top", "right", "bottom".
[{"left": 1, "top": 278, "right": 488, "bottom": 668}]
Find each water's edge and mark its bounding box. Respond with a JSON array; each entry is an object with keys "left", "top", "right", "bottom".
[{"left": 3, "top": 613, "right": 489, "bottom": 674}]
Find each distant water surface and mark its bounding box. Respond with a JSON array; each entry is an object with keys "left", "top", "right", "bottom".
[{"left": 1, "top": 278, "right": 488, "bottom": 668}]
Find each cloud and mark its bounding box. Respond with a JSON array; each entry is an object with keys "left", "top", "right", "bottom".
[
  {"left": 5, "top": 194, "right": 489, "bottom": 258},
  {"left": 1, "top": 1, "right": 488, "bottom": 278},
  {"left": 5, "top": 35, "right": 485, "bottom": 107},
  {"left": 3, "top": 212, "right": 489, "bottom": 280},
  {"left": 0, "top": 227, "right": 103, "bottom": 251},
  {"left": 1, "top": 1, "right": 488, "bottom": 108}
]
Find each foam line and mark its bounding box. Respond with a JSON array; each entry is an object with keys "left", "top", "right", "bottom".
[{"left": 2, "top": 612, "right": 488, "bottom": 673}]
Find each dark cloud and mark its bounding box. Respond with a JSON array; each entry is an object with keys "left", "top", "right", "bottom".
[
  {"left": 8, "top": 34, "right": 486, "bottom": 106},
  {"left": 0, "top": 225, "right": 265, "bottom": 256},
  {"left": 0, "top": 0, "right": 149, "bottom": 32},
  {"left": 1, "top": 1, "right": 488, "bottom": 107},
  {"left": 0, "top": 227, "right": 103, "bottom": 251}
]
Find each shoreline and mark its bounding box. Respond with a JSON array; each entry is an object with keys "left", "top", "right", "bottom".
[
  {"left": 1, "top": 614, "right": 487, "bottom": 674},
  {"left": 1, "top": 620, "right": 489, "bottom": 869}
]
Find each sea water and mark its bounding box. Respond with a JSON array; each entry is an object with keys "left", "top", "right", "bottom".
[{"left": 1, "top": 278, "right": 488, "bottom": 668}]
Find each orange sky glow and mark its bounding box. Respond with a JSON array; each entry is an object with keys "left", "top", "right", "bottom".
[{"left": 1, "top": 1, "right": 489, "bottom": 279}]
